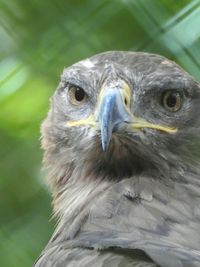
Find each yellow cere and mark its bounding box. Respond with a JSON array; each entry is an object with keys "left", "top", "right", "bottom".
[{"left": 121, "top": 81, "right": 131, "bottom": 108}]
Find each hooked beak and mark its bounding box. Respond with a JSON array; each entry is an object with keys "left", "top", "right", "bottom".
[
  {"left": 95, "top": 81, "right": 132, "bottom": 151},
  {"left": 95, "top": 80, "right": 177, "bottom": 151}
]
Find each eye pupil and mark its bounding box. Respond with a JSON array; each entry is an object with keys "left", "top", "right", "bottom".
[
  {"left": 75, "top": 87, "right": 85, "bottom": 101},
  {"left": 166, "top": 93, "right": 177, "bottom": 108},
  {"left": 162, "top": 90, "right": 182, "bottom": 112},
  {"left": 68, "top": 85, "right": 87, "bottom": 105}
]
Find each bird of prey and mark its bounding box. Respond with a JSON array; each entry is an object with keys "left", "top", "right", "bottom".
[{"left": 34, "top": 51, "right": 200, "bottom": 267}]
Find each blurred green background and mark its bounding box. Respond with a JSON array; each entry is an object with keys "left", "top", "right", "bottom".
[{"left": 0, "top": 0, "right": 200, "bottom": 266}]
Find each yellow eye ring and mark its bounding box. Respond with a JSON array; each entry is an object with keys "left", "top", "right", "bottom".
[
  {"left": 162, "top": 90, "right": 182, "bottom": 112},
  {"left": 68, "top": 85, "right": 87, "bottom": 105}
]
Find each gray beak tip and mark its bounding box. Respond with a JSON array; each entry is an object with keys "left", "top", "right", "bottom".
[
  {"left": 102, "top": 140, "right": 108, "bottom": 152},
  {"left": 101, "top": 127, "right": 110, "bottom": 151}
]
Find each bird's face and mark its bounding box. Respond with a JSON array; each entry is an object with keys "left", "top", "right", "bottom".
[{"left": 42, "top": 52, "right": 200, "bottom": 193}]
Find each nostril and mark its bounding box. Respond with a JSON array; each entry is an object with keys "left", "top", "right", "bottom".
[{"left": 124, "top": 98, "right": 128, "bottom": 106}]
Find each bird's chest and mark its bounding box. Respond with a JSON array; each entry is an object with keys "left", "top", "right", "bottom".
[{"left": 77, "top": 176, "right": 200, "bottom": 251}]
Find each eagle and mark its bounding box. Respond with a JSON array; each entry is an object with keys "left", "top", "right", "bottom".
[{"left": 34, "top": 51, "right": 200, "bottom": 267}]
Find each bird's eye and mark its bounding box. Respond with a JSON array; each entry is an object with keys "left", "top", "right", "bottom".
[
  {"left": 68, "top": 85, "right": 87, "bottom": 105},
  {"left": 162, "top": 90, "right": 182, "bottom": 112}
]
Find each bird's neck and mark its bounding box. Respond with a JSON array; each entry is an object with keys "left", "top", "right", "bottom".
[{"left": 49, "top": 161, "right": 200, "bottom": 244}]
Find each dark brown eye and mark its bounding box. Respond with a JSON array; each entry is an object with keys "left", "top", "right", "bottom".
[
  {"left": 68, "top": 85, "right": 87, "bottom": 105},
  {"left": 162, "top": 90, "right": 182, "bottom": 112}
]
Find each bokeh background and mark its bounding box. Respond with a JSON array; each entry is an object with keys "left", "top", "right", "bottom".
[{"left": 0, "top": 0, "right": 200, "bottom": 266}]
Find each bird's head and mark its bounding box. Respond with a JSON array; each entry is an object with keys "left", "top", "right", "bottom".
[{"left": 41, "top": 51, "right": 200, "bottom": 215}]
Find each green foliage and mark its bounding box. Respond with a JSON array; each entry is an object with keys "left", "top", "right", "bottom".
[{"left": 0, "top": 0, "right": 199, "bottom": 266}]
